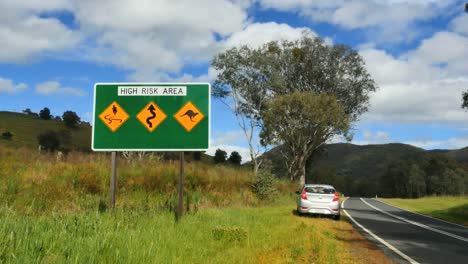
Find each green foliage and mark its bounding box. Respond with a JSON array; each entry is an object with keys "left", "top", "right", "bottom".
[
  {"left": 1, "top": 131, "right": 12, "bottom": 140},
  {"left": 37, "top": 130, "right": 61, "bottom": 152},
  {"left": 212, "top": 226, "right": 247, "bottom": 243},
  {"left": 261, "top": 91, "right": 350, "bottom": 185},
  {"left": 214, "top": 148, "right": 227, "bottom": 164},
  {"left": 62, "top": 111, "right": 81, "bottom": 128},
  {"left": 262, "top": 142, "right": 468, "bottom": 198},
  {"left": 252, "top": 170, "right": 277, "bottom": 201},
  {"left": 228, "top": 151, "right": 242, "bottom": 165},
  {"left": 192, "top": 151, "right": 202, "bottom": 161},
  {"left": 39, "top": 107, "right": 52, "bottom": 120}
]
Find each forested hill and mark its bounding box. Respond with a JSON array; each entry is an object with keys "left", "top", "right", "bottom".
[
  {"left": 263, "top": 143, "right": 428, "bottom": 180},
  {"left": 262, "top": 142, "right": 468, "bottom": 197}
]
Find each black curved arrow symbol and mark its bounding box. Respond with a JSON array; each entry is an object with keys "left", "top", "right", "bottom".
[{"left": 146, "top": 104, "right": 156, "bottom": 128}]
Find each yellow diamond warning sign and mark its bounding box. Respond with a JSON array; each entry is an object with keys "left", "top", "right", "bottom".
[
  {"left": 136, "top": 102, "right": 167, "bottom": 132},
  {"left": 99, "top": 101, "right": 129, "bottom": 132},
  {"left": 174, "top": 101, "right": 205, "bottom": 132}
]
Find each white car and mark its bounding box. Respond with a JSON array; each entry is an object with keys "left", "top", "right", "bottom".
[{"left": 297, "top": 184, "right": 341, "bottom": 220}]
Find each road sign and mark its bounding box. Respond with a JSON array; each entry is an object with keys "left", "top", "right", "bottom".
[
  {"left": 92, "top": 83, "right": 210, "bottom": 151},
  {"left": 174, "top": 101, "right": 205, "bottom": 132},
  {"left": 136, "top": 101, "right": 167, "bottom": 132},
  {"left": 98, "top": 101, "right": 129, "bottom": 132}
]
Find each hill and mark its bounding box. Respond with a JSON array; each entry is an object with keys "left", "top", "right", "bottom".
[
  {"left": 0, "top": 111, "right": 91, "bottom": 151},
  {"left": 262, "top": 143, "right": 428, "bottom": 180}
]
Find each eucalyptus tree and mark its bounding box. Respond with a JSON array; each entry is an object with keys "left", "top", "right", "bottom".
[{"left": 212, "top": 33, "right": 377, "bottom": 184}]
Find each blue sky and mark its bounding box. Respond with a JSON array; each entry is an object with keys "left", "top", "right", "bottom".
[{"left": 0, "top": 0, "right": 467, "bottom": 161}]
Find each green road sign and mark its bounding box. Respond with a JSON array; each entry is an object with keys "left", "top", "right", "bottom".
[{"left": 92, "top": 83, "right": 210, "bottom": 151}]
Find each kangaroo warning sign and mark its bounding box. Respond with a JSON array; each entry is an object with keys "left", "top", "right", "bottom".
[{"left": 92, "top": 83, "right": 210, "bottom": 151}]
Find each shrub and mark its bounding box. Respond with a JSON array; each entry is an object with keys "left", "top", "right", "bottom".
[
  {"left": 252, "top": 170, "right": 277, "bottom": 201},
  {"left": 228, "top": 151, "right": 242, "bottom": 165},
  {"left": 1, "top": 131, "right": 13, "bottom": 140},
  {"left": 62, "top": 111, "right": 81, "bottom": 128},
  {"left": 37, "top": 130, "right": 61, "bottom": 152},
  {"left": 214, "top": 149, "right": 227, "bottom": 164},
  {"left": 39, "top": 107, "right": 52, "bottom": 120}
]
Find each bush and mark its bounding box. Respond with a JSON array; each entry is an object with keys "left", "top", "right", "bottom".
[
  {"left": 214, "top": 149, "right": 227, "bottom": 164},
  {"left": 192, "top": 151, "right": 202, "bottom": 161},
  {"left": 37, "top": 130, "right": 61, "bottom": 152},
  {"left": 252, "top": 170, "right": 277, "bottom": 201},
  {"left": 1, "top": 131, "right": 13, "bottom": 140},
  {"left": 228, "top": 151, "right": 242, "bottom": 165},
  {"left": 62, "top": 111, "right": 81, "bottom": 128},
  {"left": 39, "top": 107, "right": 52, "bottom": 120}
]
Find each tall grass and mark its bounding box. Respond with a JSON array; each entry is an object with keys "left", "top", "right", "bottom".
[
  {"left": 0, "top": 147, "right": 393, "bottom": 263},
  {"left": 0, "top": 147, "right": 279, "bottom": 214}
]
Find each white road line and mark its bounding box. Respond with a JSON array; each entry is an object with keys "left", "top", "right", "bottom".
[
  {"left": 360, "top": 198, "right": 468, "bottom": 243},
  {"left": 373, "top": 198, "right": 468, "bottom": 230},
  {"left": 342, "top": 198, "right": 420, "bottom": 264}
]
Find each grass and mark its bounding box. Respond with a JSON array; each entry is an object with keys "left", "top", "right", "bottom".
[
  {"left": 0, "top": 204, "right": 393, "bottom": 263},
  {"left": 380, "top": 196, "right": 468, "bottom": 226},
  {"left": 0, "top": 111, "right": 92, "bottom": 151},
  {"left": 0, "top": 146, "right": 393, "bottom": 263}
]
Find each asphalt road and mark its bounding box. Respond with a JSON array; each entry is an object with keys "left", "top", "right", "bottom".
[{"left": 342, "top": 197, "right": 468, "bottom": 264}]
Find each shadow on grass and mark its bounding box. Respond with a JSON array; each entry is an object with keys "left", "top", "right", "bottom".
[{"left": 423, "top": 203, "right": 468, "bottom": 226}]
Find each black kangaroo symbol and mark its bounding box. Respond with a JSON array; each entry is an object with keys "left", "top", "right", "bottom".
[{"left": 180, "top": 110, "right": 199, "bottom": 122}]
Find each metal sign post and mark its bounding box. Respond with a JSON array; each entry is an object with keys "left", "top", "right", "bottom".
[
  {"left": 110, "top": 151, "right": 117, "bottom": 210},
  {"left": 177, "top": 152, "right": 185, "bottom": 222}
]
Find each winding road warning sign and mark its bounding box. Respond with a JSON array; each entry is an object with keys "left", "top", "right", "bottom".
[
  {"left": 98, "top": 101, "right": 129, "bottom": 132},
  {"left": 136, "top": 101, "right": 167, "bottom": 132}
]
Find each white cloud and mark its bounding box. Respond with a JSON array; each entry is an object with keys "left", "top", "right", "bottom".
[
  {"left": 352, "top": 130, "right": 391, "bottom": 145},
  {"left": 404, "top": 137, "right": 468, "bottom": 150},
  {"left": 73, "top": 0, "right": 247, "bottom": 78},
  {"left": 258, "top": 0, "right": 454, "bottom": 43},
  {"left": 358, "top": 29, "right": 468, "bottom": 125},
  {"left": 0, "top": 77, "right": 27, "bottom": 94},
  {"left": 0, "top": 1, "right": 79, "bottom": 63},
  {"left": 451, "top": 14, "right": 468, "bottom": 36},
  {"left": 35, "top": 81, "right": 86, "bottom": 96},
  {"left": 224, "top": 22, "right": 316, "bottom": 48},
  {"left": 211, "top": 130, "right": 246, "bottom": 146}
]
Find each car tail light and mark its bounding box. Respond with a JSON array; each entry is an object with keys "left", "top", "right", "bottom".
[
  {"left": 333, "top": 192, "right": 339, "bottom": 202},
  {"left": 301, "top": 190, "right": 308, "bottom": 200}
]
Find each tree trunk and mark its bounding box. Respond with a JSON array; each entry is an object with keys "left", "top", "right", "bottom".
[{"left": 289, "top": 153, "right": 307, "bottom": 187}]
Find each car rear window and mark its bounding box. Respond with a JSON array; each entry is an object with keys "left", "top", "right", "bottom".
[{"left": 304, "top": 187, "right": 335, "bottom": 194}]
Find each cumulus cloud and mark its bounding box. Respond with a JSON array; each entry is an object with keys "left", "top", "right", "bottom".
[
  {"left": 404, "top": 137, "right": 468, "bottom": 150},
  {"left": 0, "top": 77, "right": 27, "bottom": 94},
  {"left": 359, "top": 29, "right": 468, "bottom": 124},
  {"left": 224, "top": 22, "right": 316, "bottom": 48},
  {"left": 0, "top": 1, "right": 79, "bottom": 63},
  {"left": 35, "top": 81, "right": 86, "bottom": 96},
  {"left": 450, "top": 14, "right": 468, "bottom": 36},
  {"left": 258, "top": 0, "right": 454, "bottom": 43}
]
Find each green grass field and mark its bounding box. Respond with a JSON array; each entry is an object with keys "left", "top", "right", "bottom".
[
  {"left": 0, "top": 111, "right": 91, "bottom": 151},
  {"left": 0, "top": 147, "right": 393, "bottom": 263},
  {"left": 380, "top": 196, "right": 468, "bottom": 226}
]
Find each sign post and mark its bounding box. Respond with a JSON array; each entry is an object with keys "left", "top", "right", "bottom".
[
  {"left": 110, "top": 151, "right": 117, "bottom": 210},
  {"left": 177, "top": 152, "right": 185, "bottom": 222},
  {"left": 92, "top": 83, "right": 210, "bottom": 216}
]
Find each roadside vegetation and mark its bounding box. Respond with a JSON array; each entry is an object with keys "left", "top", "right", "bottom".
[
  {"left": 0, "top": 146, "right": 393, "bottom": 263},
  {"left": 381, "top": 196, "right": 468, "bottom": 226}
]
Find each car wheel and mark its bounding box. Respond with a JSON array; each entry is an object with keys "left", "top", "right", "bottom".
[{"left": 333, "top": 214, "right": 341, "bottom": 221}]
